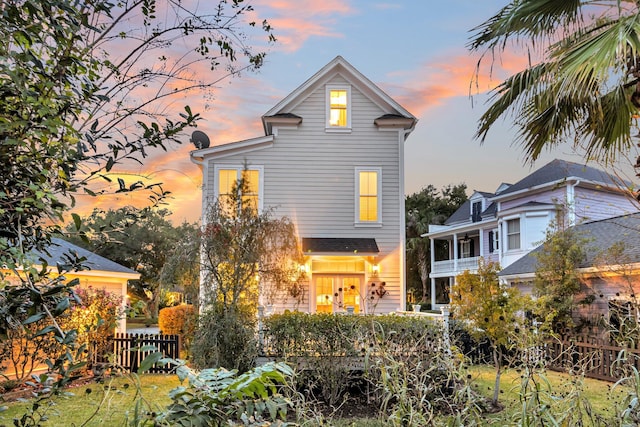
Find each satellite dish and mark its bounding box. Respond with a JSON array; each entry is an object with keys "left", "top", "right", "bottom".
[{"left": 191, "top": 130, "right": 210, "bottom": 149}]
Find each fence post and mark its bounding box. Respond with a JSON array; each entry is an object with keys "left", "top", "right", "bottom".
[{"left": 440, "top": 305, "right": 451, "bottom": 356}]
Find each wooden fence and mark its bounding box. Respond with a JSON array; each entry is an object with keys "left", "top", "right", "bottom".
[
  {"left": 546, "top": 338, "right": 640, "bottom": 382},
  {"left": 98, "top": 333, "right": 181, "bottom": 373}
]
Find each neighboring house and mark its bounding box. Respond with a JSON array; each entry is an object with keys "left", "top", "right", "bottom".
[
  {"left": 425, "top": 159, "right": 638, "bottom": 309},
  {"left": 190, "top": 56, "right": 417, "bottom": 314},
  {"left": 499, "top": 213, "right": 640, "bottom": 330},
  {"left": 3, "top": 238, "right": 138, "bottom": 333}
]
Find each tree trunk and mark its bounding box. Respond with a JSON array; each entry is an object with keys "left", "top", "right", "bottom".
[
  {"left": 492, "top": 345, "right": 502, "bottom": 406},
  {"left": 418, "top": 249, "right": 429, "bottom": 302}
]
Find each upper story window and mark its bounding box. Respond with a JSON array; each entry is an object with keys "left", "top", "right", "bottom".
[
  {"left": 356, "top": 167, "right": 381, "bottom": 224},
  {"left": 472, "top": 201, "right": 482, "bottom": 222},
  {"left": 326, "top": 85, "right": 351, "bottom": 130},
  {"left": 215, "top": 166, "right": 262, "bottom": 216},
  {"left": 489, "top": 228, "right": 499, "bottom": 253},
  {"left": 506, "top": 218, "right": 521, "bottom": 250}
]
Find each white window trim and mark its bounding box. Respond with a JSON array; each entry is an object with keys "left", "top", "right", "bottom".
[
  {"left": 505, "top": 217, "right": 521, "bottom": 251},
  {"left": 326, "top": 84, "right": 352, "bottom": 132},
  {"left": 355, "top": 167, "right": 382, "bottom": 226},
  {"left": 213, "top": 164, "right": 264, "bottom": 212}
]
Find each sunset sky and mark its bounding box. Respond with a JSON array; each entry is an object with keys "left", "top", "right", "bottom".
[{"left": 73, "top": 0, "right": 637, "bottom": 225}]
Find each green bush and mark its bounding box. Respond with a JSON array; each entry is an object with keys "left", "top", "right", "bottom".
[
  {"left": 191, "top": 306, "right": 257, "bottom": 373},
  {"left": 263, "top": 312, "right": 455, "bottom": 409}
]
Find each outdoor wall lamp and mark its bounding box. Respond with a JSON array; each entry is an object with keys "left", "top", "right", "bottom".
[{"left": 371, "top": 263, "right": 380, "bottom": 277}]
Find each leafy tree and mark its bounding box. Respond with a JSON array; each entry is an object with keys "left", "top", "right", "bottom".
[
  {"left": 0, "top": 0, "right": 274, "bottom": 412},
  {"left": 193, "top": 174, "right": 305, "bottom": 371},
  {"left": 450, "top": 259, "right": 529, "bottom": 407},
  {"left": 66, "top": 207, "right": 199, "bottom": 317},
  {"left": 469, "top": 1, "right": 640, "bottom": 164},
  {"left": 533, "top": 223, "right": 587, "bottom": 334},
  {"left": 159, "top": 222, "right": 202, "bottom": 309},
  {"left": 405, "top": 184, "right": 468, "bottom": 304}
]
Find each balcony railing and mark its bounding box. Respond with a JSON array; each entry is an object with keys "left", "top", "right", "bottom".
[{"left": 432, "top": 256, "right": 481, "bottom": 275}]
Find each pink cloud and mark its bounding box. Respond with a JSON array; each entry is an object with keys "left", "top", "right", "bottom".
[{"left": 253, "top": 0, "right": 355, "bottom": 52}]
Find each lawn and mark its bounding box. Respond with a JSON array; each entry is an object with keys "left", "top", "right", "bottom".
[
  {"left": 0, "top": 366, "right": 631, "bottom": 426},
  {"left": 0, "top": 374, "right": 180, "bottom": 426},
  {"left": 469, "top": 365, "right": 629, "bottom": 423}
]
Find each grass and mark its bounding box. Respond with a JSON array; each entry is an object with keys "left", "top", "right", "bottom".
[
  {"left": 0, "top": 374, "right": 179, "bottom": 426},
  {"left": 0, "top": 366, "right": 631, "bottom": 426},
  {"left": 468, "top": 365, "right": 629, "bottom": 423}
]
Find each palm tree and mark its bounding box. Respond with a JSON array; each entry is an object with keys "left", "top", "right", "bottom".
[{"left": 470, "top": 1, "right": 640, "bottom": 164}]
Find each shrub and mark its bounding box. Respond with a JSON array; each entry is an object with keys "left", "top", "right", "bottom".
[
  {"left": 158, "top": 361, "right": 294, "bottom": 426},
  {"left": 158, "top": 304, "right": 196, "bottom": 335},
  {"left": 262, "top": 312, "right": 459, "bottom": 409},
  {"left": 191, "top": 306, "right": 257, "bottom": 373}
]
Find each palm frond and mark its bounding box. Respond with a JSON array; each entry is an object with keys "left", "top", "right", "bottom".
[{"left": 469, "top": 0, "right": 583, "bottom": 51}]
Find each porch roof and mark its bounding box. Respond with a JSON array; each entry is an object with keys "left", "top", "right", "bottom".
[{"left": 302, "top": 238, "right": 379, "bottom": 255}]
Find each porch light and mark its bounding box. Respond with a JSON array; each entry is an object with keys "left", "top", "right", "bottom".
[
  {"left": 371, "top": 263, "right": 380, "bottom": 276},
  {"left": 461, "top": 233, "right": 470, "bottom": 242}
]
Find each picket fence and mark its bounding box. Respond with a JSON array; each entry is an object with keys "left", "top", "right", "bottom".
[{"left": 97, "top": 333, "right": 181, "bottom": 373}]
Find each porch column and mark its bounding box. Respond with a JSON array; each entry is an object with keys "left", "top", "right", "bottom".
[
  {"left": 431, "top": 277, "right": 436, "bottom": 309},
  {"left": 479, "top": 227, "right": 484, "bottom": 257},
  {"left": 453, "top": 233, "right": 458, "bottom": 272}
]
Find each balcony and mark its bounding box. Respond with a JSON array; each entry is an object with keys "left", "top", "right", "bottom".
[{"left": 432, "top": 256, "right": 481, "bottom": 275}]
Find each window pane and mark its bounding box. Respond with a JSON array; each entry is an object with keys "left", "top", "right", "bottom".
[
  {"left": 316, "top": 277, "right": 334, "bottom": 313},
  {"left": 342, "top": 278, "right": 360, "bottom": 313},
  {"left": 218, "top": 169, "right": 238, "bottom": 214},
  {"left": 359, "top": 197, "right": 378, "bottom": 221},
  {"left": 330, "top": 90, "right": 347, "bottom": 107}
]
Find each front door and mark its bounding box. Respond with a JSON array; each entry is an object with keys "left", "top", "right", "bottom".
[{"left": 314, "top": 274, "right": 363, "bottom": 313}]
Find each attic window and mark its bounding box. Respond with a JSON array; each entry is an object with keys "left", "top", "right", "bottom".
[
  {"left": 472, "top": 201, "right": 482, "bottom": 222},
  {"left": 326, "top": 85, "right": 351, "bottom": 131}
]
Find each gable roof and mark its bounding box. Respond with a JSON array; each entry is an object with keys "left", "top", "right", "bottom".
[
  {"left": 262, "top": 55, "right": 416, "bottom": 135},
  {"left": 495, "top": 159, "right": 624, "bottom": 198},
  {"left": 499, "top": 213, "right": 640, "bottom": 278},
  {"left": 33, "top": 238, "right": 139, "bottom": 276}
]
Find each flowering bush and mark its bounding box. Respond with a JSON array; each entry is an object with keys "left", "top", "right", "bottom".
[{"left": 61, "top": 286, "right": 123, "bottom": 364}]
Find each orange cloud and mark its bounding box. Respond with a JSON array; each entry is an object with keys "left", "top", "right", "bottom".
[{"left": 387, "top": 49, "right": 531, "bottom": 118}]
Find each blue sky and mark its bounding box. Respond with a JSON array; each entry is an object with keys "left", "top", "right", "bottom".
[{"left": 84, "top": 0, "right": 636, "bottom": 223}]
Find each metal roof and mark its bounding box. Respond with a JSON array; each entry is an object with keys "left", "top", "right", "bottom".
[{"left": 302, "top": 238, "right": 379, "bottom": 255}]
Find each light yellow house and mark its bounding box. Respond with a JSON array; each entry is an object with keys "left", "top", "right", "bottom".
[{"left": 6, "top": 238, "right": 139, "bottom": 332}]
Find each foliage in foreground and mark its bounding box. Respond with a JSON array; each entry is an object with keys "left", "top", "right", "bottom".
[
  {"left": 158, "top": 361, "right": 294, "bottom": 427},
  {"left": 263, "top": 312, "right": 485, "bottom": 423}
]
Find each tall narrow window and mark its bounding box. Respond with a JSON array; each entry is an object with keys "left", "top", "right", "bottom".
[
  {"left": 472, "top": 201, "right": 482, "bottom": 222},
  {"left": 329, "top": 90, "right": 347, "bottom": 126},
  {"left": 326, "top": 85, "right": 351, "bottom": 129},
  {"left": 506, "top": 218, "right": 520, "bottom": 250},
  {"left": 356, "top": 168, "right": 380, "bottom": 223}
]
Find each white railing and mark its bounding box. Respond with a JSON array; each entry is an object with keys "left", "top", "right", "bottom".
[{"left": 432, "top": 256, "right": 480, "bottom": 275}]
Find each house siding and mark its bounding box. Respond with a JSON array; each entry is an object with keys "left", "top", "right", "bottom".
[
  {"left": 500, "top": 188, "right": 567, "bottom": 211},
  {"left": 574, "top": 188, "right": 638, "bottom": 223}
]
